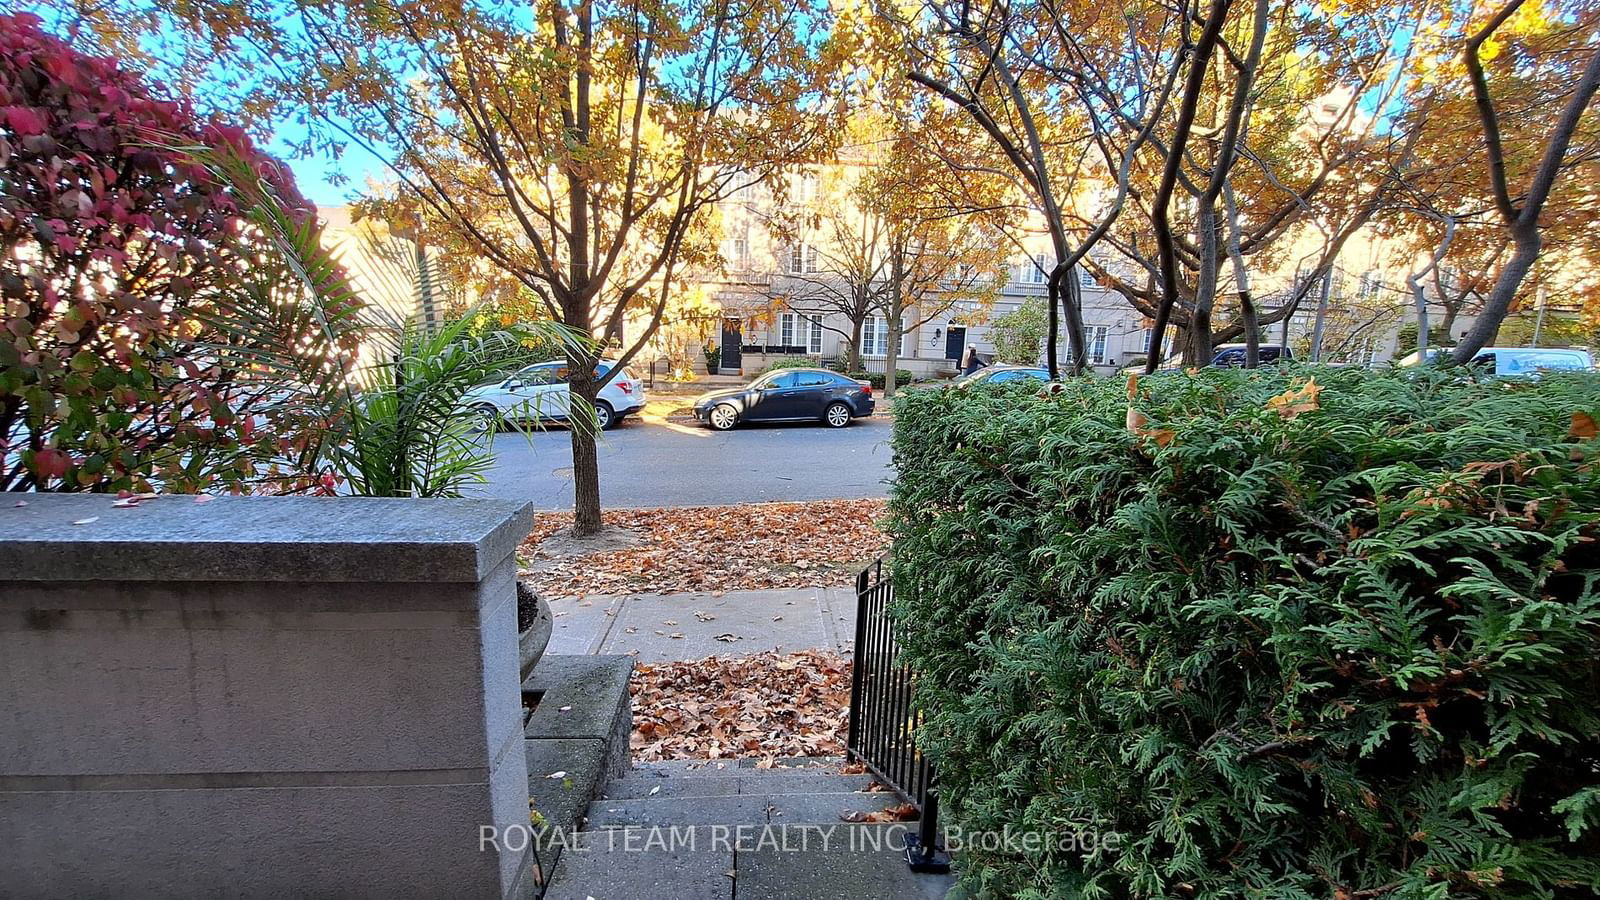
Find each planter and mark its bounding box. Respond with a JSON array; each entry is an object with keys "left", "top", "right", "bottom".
[
  {"left": 706, "top": 365, "right": 719, "bottom": 376},
  {"left": 516, "top": 580, "right": 552, "bottom": 684}
]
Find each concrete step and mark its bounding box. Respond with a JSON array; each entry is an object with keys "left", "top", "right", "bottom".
[
  {"left": 630, "top": 757, "right": 848, "bottom": 777},
  {"left": 521, "top": 654, "right": 635, "bottom": 894},
  {"left": 603, "top": 772, "right": 878, "bottom": 800},
  {"left": 586, "top": 788, "right": 905, "bottom": 829},
  {"left": 542, "top": 825, "right": 954, "bottom": 900}
]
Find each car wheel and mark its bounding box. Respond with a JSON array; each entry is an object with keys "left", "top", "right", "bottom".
[
  {"left": 824, "top": 402, "right": 852, "bottom": 428},
  {"left": 472, "top": 404, "right": 502, "bottom": 433},
  {"left": 594, "top": 400, "right": 616, "bottom": 431},
  {"left": 709, "top": 403, "right": 739, "bottom": 431}
]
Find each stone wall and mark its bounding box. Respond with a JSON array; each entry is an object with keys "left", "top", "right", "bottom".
[{"left": 0, "top": 496, "right": 538, "bottom": 898}]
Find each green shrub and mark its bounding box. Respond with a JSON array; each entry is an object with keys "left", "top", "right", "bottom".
[
  {"left": 843, "top": 369, "right": 914, "bottom": 389},
  {"left": 888, "top": 367, "right": 1600, "bottom": 897},
  {"left": 989, "top": 297, "right": 1047, "bottom": 364},
  {"left": 760, "top": 356, "right": 822, "bottom": 374}
]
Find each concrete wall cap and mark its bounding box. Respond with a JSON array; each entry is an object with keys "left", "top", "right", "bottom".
[{"left": 0, "top": 495, "right": 536, "bottom": 583}]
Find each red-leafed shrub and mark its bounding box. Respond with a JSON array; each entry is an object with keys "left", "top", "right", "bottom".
[{"left": 0, "top": 13, "right": 348, "bottom": 493}]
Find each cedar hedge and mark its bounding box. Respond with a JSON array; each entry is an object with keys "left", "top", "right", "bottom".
[{"left": 886, "top": 367, "right": 1600, "bottom": 898}]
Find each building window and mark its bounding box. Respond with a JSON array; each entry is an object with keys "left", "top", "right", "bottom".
[
  {"left": 731, "top": 235, "right": 749, "bottom": 269},
  {"left": 788, "top": 243, "right": 818, "bottom": 274},
  {"left": 798, "top": 172, "right": 819, "bottom": 203},
  {"left": 1018, "top": 253, "right": 1048, "bottom": 285},
  {"left": 1078, "top": 268, "right": 1096, "bottom": 288},
  {"left": 780, "top": 312, "right": 823, "bottom": 353},
  {"left": 1356, "top": 271, "right": 1382, "bottom": 303},
  {"left": 1086, "top": 325, "right": 1110, "bottom": 364},
  {"left": 862, "top": 316, "right": 907, "bottom": 357}
]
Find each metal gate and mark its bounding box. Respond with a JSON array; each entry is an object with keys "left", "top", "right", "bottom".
[{"left": 846, "top": 556, "right": 948, "bottom": 872}]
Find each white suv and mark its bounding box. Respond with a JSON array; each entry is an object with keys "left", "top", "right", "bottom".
[{"left": 465, "top": 360, "right": 646, "bottom": 430}]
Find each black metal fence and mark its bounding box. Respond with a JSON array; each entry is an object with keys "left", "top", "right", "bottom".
[{"left": 847, "top": 556, "right": 948, "bottom": 872}]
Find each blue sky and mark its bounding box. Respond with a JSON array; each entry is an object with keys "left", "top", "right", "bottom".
[{"left": 269, "top": 136, "right": 384, "bottom": 210}]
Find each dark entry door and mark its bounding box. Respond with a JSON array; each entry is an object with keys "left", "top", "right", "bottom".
[
  {"left": 944, "top": 326, "right": 966, "bottom": 360},
  {"left": 721, "top": 317, "right": 742, "bottom": 370}
]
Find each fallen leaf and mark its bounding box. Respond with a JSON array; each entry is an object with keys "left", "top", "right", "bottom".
[
  {"left": 1569, "top": 411, "right": 1597, "bottom": 441},
  {"left": 519, "top": 500, "right": 887, "bottom": 598},
  {"left": 193, "top": 495, "right": 213, "bottom": 504},
  {"left": 648, "top": 786, "right": 661, "bottom": 796},
  {"left": 559, "top": 705, "right": 572, "bottom": 712},
  {"left": 1267, "top": 377, "right": 1322, "bottom": 419},
  {"left": 13, "top": 500, "right": 26, "bottom": 507},
  {"left": 628, "top": 650, "right": 851, "bottom": 763},
  {"left": 546, "top": 771, "right": 567, "bottom": 779},
  {"left": 841, "top": 803, "right": 919, "bottom": 823},
  {"left": 714, "top": 633, "right": 741, "bottom": 642},
  {"left": 72, "top": 517, "right": 98, "bottom": 525}
]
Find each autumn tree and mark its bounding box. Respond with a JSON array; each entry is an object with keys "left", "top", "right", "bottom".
[
  {"left": 1073, "top": 0, "right": 1432, "bottom": 369},
  {"left": 760, "top": 160, "right": 893, "bottom": 373},
  {"left": 0, "top": 13, "right": 352, "bottom": 494},
  {"left": 1379, "top": 0, "right": 1600, "bottom": 361},
  {"left": 858, "top": 109, "right": 1011, "bottom": 395},
  {"left": 879, "top": 0, "right": 1161, "bottom": 376},
  {"left": 85, "top": 1, "right": 847, "bottom": 533}
]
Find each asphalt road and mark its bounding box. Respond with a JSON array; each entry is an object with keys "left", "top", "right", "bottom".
[{"left": 473, "top": 415, "right": 895, "bottom": 509}]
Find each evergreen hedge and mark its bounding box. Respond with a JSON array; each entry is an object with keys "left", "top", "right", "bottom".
[{"left": 887, "top": 368, "right": 1600, "bottom": 898}]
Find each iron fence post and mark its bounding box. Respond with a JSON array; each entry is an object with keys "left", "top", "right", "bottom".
[{"left": 846, "top": 565, "right": 870, "bottom": 758}]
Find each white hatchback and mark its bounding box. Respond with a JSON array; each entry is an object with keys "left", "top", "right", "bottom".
[{"left": 465, "top": 360, "right": 646, "bottom": 430}]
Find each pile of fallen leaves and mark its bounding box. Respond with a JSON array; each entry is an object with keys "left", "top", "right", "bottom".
[
  {"left": 629, "top": 650, "right": 851, "bottom": 762},
  {"left": 522, "top": 499, "right": 887, "bottom": 598}
]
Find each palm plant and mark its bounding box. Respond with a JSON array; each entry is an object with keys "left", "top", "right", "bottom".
[
  {"left": 176, "top": 137, "right": 590, "bottom": 497},
  {"left": 338, "top": 312, "right": 552, "bottom": 497}
]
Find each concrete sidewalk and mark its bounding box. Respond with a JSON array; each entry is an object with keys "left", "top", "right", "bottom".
[{"left": 546, "top": 586, "right": 857, "bottom": 662}]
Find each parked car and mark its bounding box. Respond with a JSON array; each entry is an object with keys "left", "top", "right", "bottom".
[
  {"left": 693, "top": 368, "right": 874, "bottom": 430},
  {"left": 465, "top": 360, "right": 645, "bottom": 430},
  {"left": 1210, "top": 344, "right": 1293, "bottom": 367},
  {"left": 1397, "top": 346, "right": 1594, "bottom": 376},
  {"left": 955, "top": 365, "right": 1052, "bottom": 387}
]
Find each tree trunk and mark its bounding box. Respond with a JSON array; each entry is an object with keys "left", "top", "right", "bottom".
[
  {"left": 1180, "top": 317, "right": 1213, "bottom": 368},
  {"left": 1309, "top": 272, "right": 1331, "bottom": 362},
  {"left": 886, "top": 253, "right": 903, "bottom": 397},
  {"left": 1409, "top": 275, "right": 1431, "bottom": 357},
  {"left": 1222, "top": 185, "right": 1260, "bottom": 368},
  {"left": 566, "top": 345, "right": 603, "bottom": 536},
  {"left": 1438, "top": 302, "right": 1459, "bottom": 343},
  {"left": 1190, "top": 206, "right": 1221, "bottom": 367},
  {"left": 1453, "top": 228, "right": 1538, "bottom": 361},
  {"left": 847, "top": 318, "right": 863, "bottom": 372}
]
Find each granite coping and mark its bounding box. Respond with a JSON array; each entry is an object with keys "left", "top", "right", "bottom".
[{"left": 0, "top": 495, "right": 535, "bottom": 583}]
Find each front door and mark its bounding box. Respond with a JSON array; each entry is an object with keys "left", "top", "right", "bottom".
[
  {"left": 945, "top": 326, "right": 966, "bottom": 361},
  {"left": 721, "top": 317, "right": 743, "bottom": 371}
]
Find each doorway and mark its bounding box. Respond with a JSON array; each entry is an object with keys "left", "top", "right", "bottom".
[
  {"left": 720, "top": 317, "right": 743, "bottom": 371},
  {"left": 944, "top": 326, "right": 966, "bottom": 361}
]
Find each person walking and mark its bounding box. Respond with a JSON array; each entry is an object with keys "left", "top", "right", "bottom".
[{"left": 960, "top": 346, "right": 985, "bottom": 377}]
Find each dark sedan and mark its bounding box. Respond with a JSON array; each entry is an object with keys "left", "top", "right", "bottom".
[{"left": 693, "top": 368, "right": 875, "bottom": 430}]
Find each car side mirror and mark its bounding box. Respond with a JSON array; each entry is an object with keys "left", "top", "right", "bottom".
[{"left": 504, "top": 380, "right": 523, "bottom": 391}]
